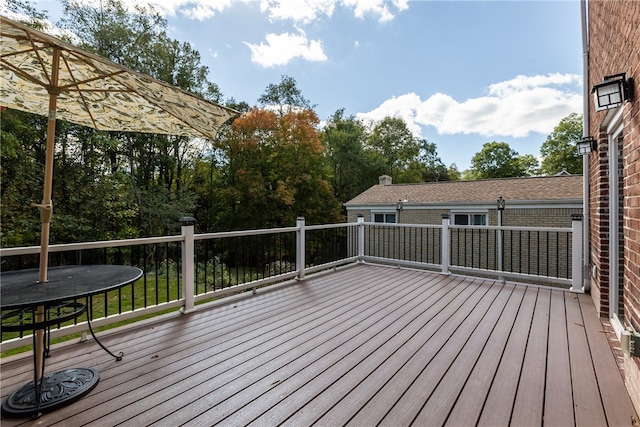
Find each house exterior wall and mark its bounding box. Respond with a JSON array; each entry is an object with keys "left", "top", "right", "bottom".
[
  {"left": 347, "top": 207, "right": 581, "bottom": 228},
  {"left": 587, "top": 0, "right": 640, "bottom": 412},
  {"left": 347, "top": 206, "right": 581, "bottom": 284}
]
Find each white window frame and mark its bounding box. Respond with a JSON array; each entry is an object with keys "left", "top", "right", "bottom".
[
  {"left": 371, "top": 212, "right": 397, "bottom": 224},
  {"left": 451, "top": 212, "right": 488, "bottom": 226},
  {"left": 606, "top": 109, "right": 625, "bottom": 338}
]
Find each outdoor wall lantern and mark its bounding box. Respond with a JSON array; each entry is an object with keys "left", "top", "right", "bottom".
[
  {"left": 497, "top": 196, "right": 506, "bottom": 211},
  {"left": 576, "top": 136, "right": 597, "bottom": 155},
  {"left": 396, "top": 200, "right": 404, "bottom": 211},
  {"left": 592, "top": 73, "right": 634, "bottom": 111}
]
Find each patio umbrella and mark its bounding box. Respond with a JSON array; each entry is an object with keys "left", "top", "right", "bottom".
[{"left": 0, "top": 15, "right": 239, "bottom": 283}]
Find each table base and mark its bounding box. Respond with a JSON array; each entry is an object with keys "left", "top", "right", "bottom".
[{"left": 1, "top": 368, "right": 99, "bottom": 418}]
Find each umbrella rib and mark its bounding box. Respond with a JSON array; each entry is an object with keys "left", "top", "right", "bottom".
[
  {"left": 57, "top": 69, "right": 131, "bottom": 92},
  {"left": 0, "top": 45, "right": 53, "bottom": 89},
  {"left": 24, "top": 31, "right": 55, "bottom": 89},
  {"left": 58, "top": 52, "right": 114, "bottom": 130},
  {"left": 0, "top": 57, "right": 50, "bottom": 88}
]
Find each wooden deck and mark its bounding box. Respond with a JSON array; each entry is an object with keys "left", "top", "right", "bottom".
[{"left": 1, "top": 264, "right": 637, "bottom": 426}]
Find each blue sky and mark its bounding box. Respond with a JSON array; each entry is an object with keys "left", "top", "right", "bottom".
[{"left": 13, "top": 0, "right": 584, "bottom": 171}]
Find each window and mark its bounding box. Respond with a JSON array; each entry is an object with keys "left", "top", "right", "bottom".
[
  {"left": 373, "top": 212, "right": 396, "bottom": 223},
  {"left": 453, "top": 213, "right": 487, "bottom": 226}
]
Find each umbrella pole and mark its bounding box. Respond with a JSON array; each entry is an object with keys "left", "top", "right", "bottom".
[{"left": 33, "top": 48, "right": 61, "bottom": 391}]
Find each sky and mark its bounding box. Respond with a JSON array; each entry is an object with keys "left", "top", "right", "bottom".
[{"left": 11, "top": 0, "right": 584, "bottom": 172}]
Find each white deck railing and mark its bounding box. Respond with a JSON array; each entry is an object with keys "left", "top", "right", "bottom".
[{"left": 0, "top": 215, "right": 583, "bottom": 352}]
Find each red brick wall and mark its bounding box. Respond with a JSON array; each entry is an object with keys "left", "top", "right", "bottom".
[{"left": 587, "top": 0, "right": 640, "bottom": 412}]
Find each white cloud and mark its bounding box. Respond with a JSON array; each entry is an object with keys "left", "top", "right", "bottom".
[
  {"left": 244, "top": 31, "right": 328, "bottom": 67},
  {"left": 257, "top": 0, "right": 408, "bottom": 24},
  {"left": 259, "top": 0, "right": 336, "bottom": 24},
  {"left": 356, "top": 93, "right": 424, "bottom": 136},
  {"left": 487, "top": 73, "right": 582, "bottom": 97},
  {"left": 341, "top": 0, "right": 409, "bottom": 23},
  {"left": 178, "top": 2, "right": 229, "bottom": 20},
  {"left": 17, "top": 0, "right": 234, "bottom": 20},
  {"left": 357, "top": 74, "right": 583, "bottom": 139}
]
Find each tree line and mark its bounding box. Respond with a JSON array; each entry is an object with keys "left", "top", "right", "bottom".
[{"left": 0, "top": 0, "right": 583, "bottom": 248}]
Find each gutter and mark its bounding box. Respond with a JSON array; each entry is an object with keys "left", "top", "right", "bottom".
[
  {"left": 581, "top": 0, "right": 591, "bottom": 292},
  {"left": 345, "top": 199, "right": 584, "bottom": 211}
]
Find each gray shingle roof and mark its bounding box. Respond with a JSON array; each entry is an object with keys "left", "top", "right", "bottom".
[{"left": 345, "top": 175, "right": 583, "bottom": 206}]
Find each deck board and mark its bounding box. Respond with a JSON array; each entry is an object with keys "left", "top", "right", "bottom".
[
  {"left": 543, "top": 289, "right": 575, "bottom": 427},
  {"left": 443, "top": 284, "right": 525, "bottom": 426},
  {"left": 377, "top": 281, "right": 503, "bottom": 427},
  {"left": 510, "top": 287, "right": 550, "bottom": 425},
  {"left": 410, "top": 282, "right": 514, "bottom": 426},
  {"left": 1, "top": 263, "right": 637, "bottom": 427},
  {"left": 476, "top": 285, "right": 539, "bottom": 427},
  {"left": 566, "top": 291, "right": 608, "bottom": 427}
]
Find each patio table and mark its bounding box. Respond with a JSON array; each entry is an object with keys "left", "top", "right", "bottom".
[{"left": 0, "top": 265, "right": 142, "bottom": 418}]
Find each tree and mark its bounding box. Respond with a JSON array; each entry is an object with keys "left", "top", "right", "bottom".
[
  {"left": 469, "top": 141, "right": 539, "bottom": 179},
  {"left": 56, "top": 0, "right": 225, "bottom": 236},
  {"left": 322, "top": 109, "right": 385, "bottom": 203},
  {"left": 214, "top": 108, "right": 342, "bottom": 230},
  {"left": 516, "top": 154, "right": 540, "bottom": 177},
  {"left": 258, "top": 75, "right": 314, "bottom": 115},
  {"left": 4, "top": 0, "right": 49, "bottom": 29},
  {"left": 416, "top": 140, "right": 451, "bottom": 182},
  {"left": 366, "top": 116, "right": 420, "bottom": 182},
  {"left": 539, "top": 113, "right": 583, "bottom": 175},
  {"left": 447, "top": 164, "right": 462, "bottom": 181}
]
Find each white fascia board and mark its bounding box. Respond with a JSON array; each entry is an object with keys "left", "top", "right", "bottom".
[{"left": 345, "top": 200, "right": 583, "bottom": 211}]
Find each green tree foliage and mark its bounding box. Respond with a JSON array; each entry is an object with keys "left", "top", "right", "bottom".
[
  {"left": 366, "top": 116, "right": 420, "bottom": 181},
  {"left": 4, "top": 0, "right": 48, "bottom": 28},
  {"left": 469, "top": 141, "right": 539, "bottom": 179},
  {"left": 5, "top": 0, "right": 573, "bottom": 250},
  {"left": 60, "top": 0, "right": 221, "bottom": 100},
  {"left": 539, "top": 113, "right": 583, "bottom": 175},
  {"left": 56, "top": 0, "right": 223, "bottom": 236},
  {"left": 0, "top": 109, "right": 49, "bottom": 246},
  {"left": 447, "top": 164, "right": 462, "bottom": 181},
  {"left": 416, "top": 140, "right": 451, "bottom": 182},
  {"left": 258, "top": 75, "right": 314, "bottom": 114},
  {"left": 322, "top": 109, "right": 385, "bottom": 203},
  {"left": 363, "top": 116, "right": 453, "bottom": 184},
  {"left": 0, "top": 0, "right": 230, "bottom": 249},
  {"left": 517, "top": 154, "right": 541, "bottom": 177}
]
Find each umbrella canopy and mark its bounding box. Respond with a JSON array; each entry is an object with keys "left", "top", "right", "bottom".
[
  {"left": 0, "top": 15, "right": 238, "bottom": 282},
  {"left": 0, "top": 15, "right": 238, "bottom": 139}
]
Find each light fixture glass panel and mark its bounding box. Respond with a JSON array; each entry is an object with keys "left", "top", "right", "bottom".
[
  {"left": 577, "top": 143, "right": 591, "bottom": 155},
  {"left": 594, "top": 80, "right": 623, "bottom": 110},
  {"left": 577, "top": 137, "right": 595, "bottom": 155}
]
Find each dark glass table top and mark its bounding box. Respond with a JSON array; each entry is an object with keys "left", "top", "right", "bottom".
[{"left": 0, "top": 265, "right": 143, "bottom": 309}]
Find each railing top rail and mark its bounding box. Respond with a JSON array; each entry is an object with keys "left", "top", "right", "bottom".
[
  {"left": 194, "top": 226, "right": 297, "bottom": 241},
  {"left": 305, "top": 223, "right": 356, "bottom": 231},
  {"left": 449, "top": 225, "right": 572, "bottom": 232},
  {"left": 363, "top": 222, "right": 442, "bottom": 229},
  {"left": 0, "top": 235, "right": 183, "bottom": 256}
]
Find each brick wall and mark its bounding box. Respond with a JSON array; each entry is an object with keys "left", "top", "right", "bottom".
[
  {"left": 588, "top": 0, "right": 640, "bottom": 412},
  {"left": 499, "top": 208, "right": 581, "bottom": 228},
  {"left": 348, "top": 207, "right": 581, "bottom": 227}
]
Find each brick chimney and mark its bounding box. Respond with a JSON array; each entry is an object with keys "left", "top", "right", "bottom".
[{"left": 379, "top": 175, "right": 392, "bottom": 185}]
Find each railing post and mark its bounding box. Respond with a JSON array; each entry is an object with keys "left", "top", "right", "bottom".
[
  {"left": 357, "top": 214, "right": 365, "bottom": 262},
  {"left": 497, "top": 209, "right": 503, "bottom": 281},
  {"left": 179, "top": 217, "right": 196, "bottom": 314},
  {"left": 441, "top": 214, "right": 450, "bottom": 274},
  {"left": 297, "top": 217, "right": 305, "bottom": 281},
  {"left": 570, "top": 214, "right": 584, "bottom": 293}
]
